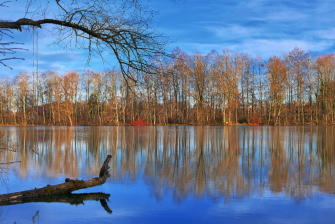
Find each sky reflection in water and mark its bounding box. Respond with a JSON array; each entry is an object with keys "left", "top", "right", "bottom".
[{"left": 0, "top": 126, "right": 334, "bottom": 223}]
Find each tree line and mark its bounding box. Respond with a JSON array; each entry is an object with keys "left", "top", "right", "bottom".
[{"left": 1, "top": 47, "right": 335, "bottom": 126}]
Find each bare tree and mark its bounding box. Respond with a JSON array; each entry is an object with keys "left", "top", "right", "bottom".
[
  {"left": 266, "top": 56, "right": 287, "bottom": 125},
  {"left": 0, "top": 0, "right": 25, "bottom": 68},
  {"left": 0, "top": 0, "right": 165, "bottom": 79}
]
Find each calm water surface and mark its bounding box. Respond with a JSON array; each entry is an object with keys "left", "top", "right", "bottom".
[{"left": 0, "top": 126, "right": 335, "bottom": 223}]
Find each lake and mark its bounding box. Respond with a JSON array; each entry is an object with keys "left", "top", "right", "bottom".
[{"left": 0, "top": 126, "right": 335, "bottom": 223}]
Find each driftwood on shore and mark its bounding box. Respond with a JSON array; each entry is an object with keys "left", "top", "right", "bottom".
[{"left": 0, "top": 155, "right": 112, "bottom": 213}]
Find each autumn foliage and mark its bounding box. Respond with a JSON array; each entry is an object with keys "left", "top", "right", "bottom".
[{"left": 1, "top": 47, "right": 335, "bottom": 126}]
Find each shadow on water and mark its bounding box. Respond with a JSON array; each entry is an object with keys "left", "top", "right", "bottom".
[{"left": 0, "top": 126, "right": 334, "bottom": 205}]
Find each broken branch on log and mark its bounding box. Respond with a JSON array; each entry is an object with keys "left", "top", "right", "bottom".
[{"left": 0, "top": 155, "right": 112, "bottom": 206}]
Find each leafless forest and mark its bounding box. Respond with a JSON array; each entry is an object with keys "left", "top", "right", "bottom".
[{"left": 1, "top": 47, "right": 335, "bottom": 126}]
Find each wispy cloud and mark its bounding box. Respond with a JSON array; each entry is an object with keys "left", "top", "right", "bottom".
[
  {"left": 153, "top": 0, "right": 335, "bottom": 58},
  {"left": 178, "top": 39, "right": 333, "bottom": 58},
  {"left": 1, "top": 0, "right": 335, "bottom": 77}
]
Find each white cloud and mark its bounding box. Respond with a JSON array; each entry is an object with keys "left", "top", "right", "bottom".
[
  {"left": 177, "top": 38, "right": 333, "bottom": 58},
  {"left": 315, "top": 28, "right": 335, "bottom": 40},
  {"left": 261, "top": 9, "right": 308, "bottom": 22},
  {"left": 229, "top": 39, "right": 333, "bottom": 57},
  {"left": 206, "top": 25, "right": 261, "bottom": 39}
]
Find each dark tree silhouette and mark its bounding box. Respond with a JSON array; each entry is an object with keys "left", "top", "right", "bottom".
[{"left": 0, "top": 0, "right": 165, "bottom": 79}]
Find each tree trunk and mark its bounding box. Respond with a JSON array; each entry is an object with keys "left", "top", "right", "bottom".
[{"left": 0, "top": 155, "right": 112, "bottom": 203}]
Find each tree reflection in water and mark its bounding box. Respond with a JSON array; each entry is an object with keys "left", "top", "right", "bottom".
[{"left": 0, "top": 126, "right": 334, "bottom": 202}]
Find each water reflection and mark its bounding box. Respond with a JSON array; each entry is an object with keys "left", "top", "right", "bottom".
[
  {"left": 0, "top": 192, "right": 112, "bottom": 213},
  {"left": 0, "top": 126, "right": 335, "bottom": 202}
]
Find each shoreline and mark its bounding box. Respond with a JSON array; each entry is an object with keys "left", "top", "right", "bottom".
[{"left": 1, "top": 123, "right": 335, "bottom": 127}]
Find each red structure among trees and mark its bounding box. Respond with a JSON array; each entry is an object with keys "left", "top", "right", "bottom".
[{"left": 130, "top": 119, "right": 148, "bottom": 126}]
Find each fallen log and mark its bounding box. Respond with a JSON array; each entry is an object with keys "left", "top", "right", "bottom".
[{"left": 0, "top": 155, "right": 112, "bottom": 204}]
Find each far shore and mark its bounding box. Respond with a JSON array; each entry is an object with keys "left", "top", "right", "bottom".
[{"left": 1, "top": 124, "right": 335, "bottom": 127}]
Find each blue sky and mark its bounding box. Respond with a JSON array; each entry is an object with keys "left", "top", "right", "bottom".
[
  {"left": 152, "top": 0, "right": 335, "bottom": 55},
  {"left": 1, "top": 0, "right": 335, "bottom": 78}
]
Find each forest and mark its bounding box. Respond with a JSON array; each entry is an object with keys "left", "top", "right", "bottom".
[{"left": 0, "top": 47, "right": 335, "bottom": 126}]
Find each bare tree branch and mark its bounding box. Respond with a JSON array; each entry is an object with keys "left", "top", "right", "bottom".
[{"left": 0, "top": 0, "right": 166, "bottom": 81}]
